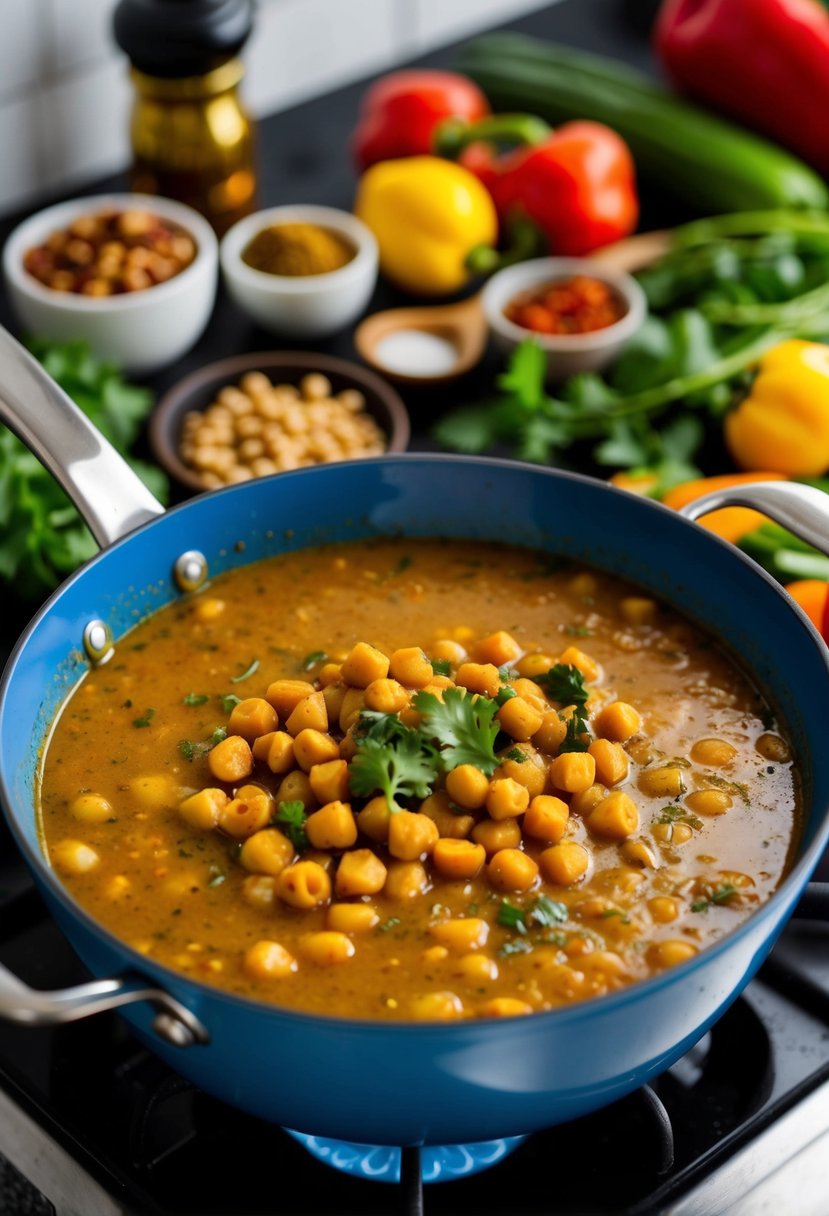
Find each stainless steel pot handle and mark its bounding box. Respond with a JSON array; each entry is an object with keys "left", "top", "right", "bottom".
[
  {"left": 0, "top": 325, "right": 164, "bottom": 548},
  {"left": 680, "top": 480, "right": 829, "bottom": 558},
  {"left": 0, "top": 964, "right": 208, "bottom": 1047}
]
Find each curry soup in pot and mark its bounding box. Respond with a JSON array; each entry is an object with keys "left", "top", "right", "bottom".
[{"left": 38, "top": 539, "right": 800, "bottom": 1021}]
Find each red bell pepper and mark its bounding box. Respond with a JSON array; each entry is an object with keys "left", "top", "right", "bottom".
[
  {"left": 437, "top": 115, "right": 638, "bottom": 257},
  {"left": 655, "top": 0, "right": 829, "bottom": 177},
  {"left": 351, "top": 70, "right": 489, "bottom": 172}
]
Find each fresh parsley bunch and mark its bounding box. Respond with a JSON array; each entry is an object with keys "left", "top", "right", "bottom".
[{"left": 0, "top": 339, "right": 167, "bottom": 600}]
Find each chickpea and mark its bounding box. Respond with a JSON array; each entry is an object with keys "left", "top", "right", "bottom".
[
  {"left": 70, "top": 793, "right": 114, "bottom": 824},
  {"left": 276, "top": 860, "right": 332, "bottom": 909},
  {"left": 410, "top": 992, "right": 465, "bottom": 1021},
  {"left": 488, "top": 848, "right": 539, "bottom": 892},
  {"left": 244, "top": 940, "right": 297, "bottom": 981},
  {"left": 300, "top": 932, "right": 355, "bottom": 966}
]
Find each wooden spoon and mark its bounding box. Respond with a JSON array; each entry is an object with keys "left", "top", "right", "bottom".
[{"left": 353, "top": 292, "right": 487, "bottom": 386}]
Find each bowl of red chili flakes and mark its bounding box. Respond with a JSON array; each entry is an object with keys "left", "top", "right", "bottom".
[
  {"left": 2, "top": 193, "right": 218, "bottom": 375},
  {"left": 482, "top": 256, "right": 646, "bottom": 380}
]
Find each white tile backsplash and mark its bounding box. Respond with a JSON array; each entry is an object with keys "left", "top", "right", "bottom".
[
  {"left": 412, "top": 0, "right": 550, "bottom": 50},
  {"left": 246, "top": 0, "right": 399, "bottom": 117},
  {"left": 0, "top": 0, "right": 51, "bottom": 99},
  {"left": 37, "top": 56, "right": 132, "bottom": 192},
  {"left": 0, "top": 0, "right": 551, "bottom": 218},
  {"left": 49, "top": 0, "right": 118, "bottom": 74}
]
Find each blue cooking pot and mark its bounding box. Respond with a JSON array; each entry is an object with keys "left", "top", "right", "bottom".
[{"left": 0, "top": 328, "right": 828, "bottom": 1148}]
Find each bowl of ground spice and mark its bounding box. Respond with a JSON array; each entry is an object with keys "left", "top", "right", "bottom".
[{"left": 220, "top": 205, "right": 378, "bottom": 338}]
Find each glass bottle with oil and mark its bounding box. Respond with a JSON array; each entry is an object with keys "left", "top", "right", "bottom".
[{"left": 113, "top": 0, "right": 257, "bottom": 235}]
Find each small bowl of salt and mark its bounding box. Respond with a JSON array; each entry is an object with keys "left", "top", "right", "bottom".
[{"left": 354, "top": 292, "right": 487, "bottom": 385}]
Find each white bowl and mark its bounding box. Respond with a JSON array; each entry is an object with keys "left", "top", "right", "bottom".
[
  {"left": 2, "top": 193, "right": 218, "bottom": 376},
  {"left": 482, "top": 256, "right": 647, "bottom": 380},
  {"left": 220, "top": 204, "right": 378, "bottom": 339}
]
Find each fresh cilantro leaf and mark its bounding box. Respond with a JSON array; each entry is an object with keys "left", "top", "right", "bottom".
[
  {"left": 533, "top": 663, "right": 589, "bottom": 709},
  {"left": 656, "top": 804, "right": 702, "bottom": 830},
  {"left": 132, "top": 708, "right": 156, "bottom": 728},
  {"left": 276, "top": 800, "right": 308, "bottom": 851},
  {"left": 496, "top": 686, "right": 517, "bottom": 706},
  {"left": 178, "top": 740, "right": 198, "bottom": 761},
  {"left": 497, "top": 900, "right": 528, "bottom": 932},
  {"left": 349, "top": 712, "right": 439, "bottom": 811},
  {"left": 430, "top": 658, "right": 452, "bottom": 677},
  {"left": 183, "top": 693, "right": 209, "bottom": 706},
  {"left": 208, "top": 726, "right": 227, "bottom": 747},
  {"left": 560, "top": 715, "right": 590, "bottom": 753},
  {"left": 301, "top": 651, "right": 328, "bottom": 670},
  {"left": 413, "top": 687, "right": 500, "bottom": 776},
  {"left": 230, "top": 658, "right": 260, "bottom": 684},
  {"left": 691, "top": 883, "right": 737, "bottom": 913},
  {"left": 219, "top": 693, "right": 242, "bottom": 714},
  {"left": 378, "top": 916, "right": 401, "bottom": 933},
  {"left": 498, "top": 938, "right": 534, "bottom": 957},
  {"left": 505, "top": 746, "right": 526, "bottom": 763}
]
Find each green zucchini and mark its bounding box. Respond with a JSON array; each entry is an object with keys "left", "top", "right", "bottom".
[{"left": 458, "top": 34, "right": 829, "bottom": 213}]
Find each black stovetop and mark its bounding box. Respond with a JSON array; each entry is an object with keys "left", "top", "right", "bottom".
[{"left": 0, "top": 826, "right": 827, "bottom": 1216}]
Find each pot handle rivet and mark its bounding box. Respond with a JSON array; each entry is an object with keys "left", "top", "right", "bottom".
[
  {"left": 174, "top": 550, "right": 208, "bottom": 593},
  {"left": 83, "top": 619, "right": 114, "bottom": 665},
  {"left": 153, "top": 1011, "right": 198, "bottom": 1047}
]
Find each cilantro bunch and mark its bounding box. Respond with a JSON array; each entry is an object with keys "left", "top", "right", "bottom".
[
  {"left": 0, "top": 340, "right": 167, "bottom": 600},
  {"left": 348, "top": 687, "right": 502, "bottom": 811},
  {"left": 433, "top": 210, "right": 829, "bottom": 487}
]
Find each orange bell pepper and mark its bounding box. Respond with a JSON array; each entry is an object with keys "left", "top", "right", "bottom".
[{"left": 660, "top": 471, "right": 787, "bottom": 542}]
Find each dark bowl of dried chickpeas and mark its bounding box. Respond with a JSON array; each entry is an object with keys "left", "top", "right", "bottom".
[{"left": 149, "top": 351, "right": 411, "bottom": 494}]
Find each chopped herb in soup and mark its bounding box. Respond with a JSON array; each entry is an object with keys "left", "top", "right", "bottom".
[{"left": 38, "top": 540, "right": 800, "bottom": 1020}]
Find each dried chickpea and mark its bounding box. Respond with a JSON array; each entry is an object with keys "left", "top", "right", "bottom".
[
  {"left": 586, "top": 791, "right": 639, "bottom": 840},
  {"left": 455, "top": 662, "right": 501, "bottom": 697},
  {"left": 340, "top": 642, "right": 389, "bottom": 688},
  {"left": 292, "top": 728, "right": 340, "bottom": 772},
  {"left": 327, "top": 903, "right": 379, "bottom": 933},
  {"left": 218, "top": 789, "right": 273, "bottom": 838},
  {"left": 357, "top": 795, "right": 392, "bottom": 842},
  {"left": 588, "top": 739, "right": 629, "bottom": 787},
  {"left": 285, "top": 691, "right": 328, "bottom": 735},
  {"left": 364, "top": 677, "right": 409, "bottom": 714},
  {"left": 473, "top": 630, "right": 522, "bottom": 666},
  {"left": 266, "top": 679, "right": 315, "bottom": 717}
]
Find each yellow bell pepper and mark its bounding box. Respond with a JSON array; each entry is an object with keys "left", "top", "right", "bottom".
[
  {"left": 353, "top": 156, "right": 498, "bottom": 296},
  {"left": 725, "top": 339, "right": 829, "bottom": 476}
]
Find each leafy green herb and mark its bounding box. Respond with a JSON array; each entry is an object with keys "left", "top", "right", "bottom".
[
  {"left": 699, "top": 773, "right": 751, "bottom": 805},
  {"left": 533, "top": 664, "right": 590, "bottom": 752},
  {"left": 413, "top": 687, "right": 500, "bottom": 776},
  {"left": 497, "top": 665, "right": 515, "bottom": 682},
  {"left": 219, "top": 693, "right": 242, "bottom": 714},
  {"left": 497, "top": 900, "right": 528, "bottom": 932},
  {"left": 378, "top": 916, "right": 401, "bottom": 933},
  {"left": 301, "top": 651, "right": 328, "bottom": 671},
  {"left": 276, "top": 800, "right": 308, "bottom": 851},
  {"left": 132, "top": 708, "right": 156, "bottom": 728},
  {"left": 230, "top": 658, "right": 260, "bottom": 684},
  {"left": 207, "top": 872, "right": 226, "bottom": 888},
  {"left": 430, "top": 657, "right": 452, "bottom": 677},
  {"left": 349, "top": 712, "right": 439, "bottom": 811},
  {"left": 656, "top": 804, "right": 703, "bottom": 830},
  {"left": 178, "top": 740, "right": 198, "bottom": 761},
  {"left": 565, "top": 625, "right": 593, "bottom": 638},
  {"left": 530, "top": 895, "right": 568, "bottom": 927},
  {"left": 208, "top": 726, "right": 227, "bottom": 747},
  {"left": 691, "top": 883, "right": 738, "bottom": 912},
  {"left": 496, "top": 685, "right": 517, "bottom": 706},
  {"left": 505, "top": 746, "right": 527, "bottom": 763},
  {"left": 0, "top": 340, "right": 166, "bottom": 599},
  {"left": 183, "top": 693, "right": 209, "bottom": 707},
  {"left": 391, "top": 555, "right": 413, "bottom": 576}
]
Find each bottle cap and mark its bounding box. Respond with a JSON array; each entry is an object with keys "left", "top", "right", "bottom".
[{"left": 113, "top": 0, "right": 254, "bottom": 79}]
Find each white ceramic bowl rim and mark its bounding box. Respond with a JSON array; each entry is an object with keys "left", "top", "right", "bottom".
[
  {"left": 2, "top": 192, "right": 218, "bottom": 313},
  {"left": 482, "top": 255, "right": 647, "bottom": 351},
  {"left": 220, "top": 204, "right": 378, "bottom": 293}
]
